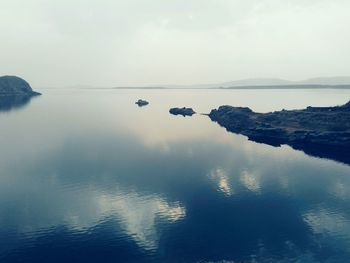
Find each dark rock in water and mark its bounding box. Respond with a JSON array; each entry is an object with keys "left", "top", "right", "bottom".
[
  {"left": 135, "top": 99, "right": 149, "bottom": 107},
  {"left": 169, "top": 107, "right": 196, "bottom": 116},
  {"left": 0, "top": 76, "right": 41, "bottom": 112},
  {"left": 0, "top": 76, "right": 41, "bottom": 96},
  {"left": 209, "top": 101, "right": 350, "bottom": 165}
]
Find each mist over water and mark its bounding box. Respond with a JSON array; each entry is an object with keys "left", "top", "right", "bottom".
[{"left": 0, "top": 88, "right": 350, "bottom": 262}]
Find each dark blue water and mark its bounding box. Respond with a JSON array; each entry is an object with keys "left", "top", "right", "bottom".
[{"left": 0, "top": 89, "right": 350, "bottom": 262}]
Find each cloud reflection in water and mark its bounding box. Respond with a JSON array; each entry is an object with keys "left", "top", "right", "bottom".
[{"left": 209, "top": 168, "right": 233, "bottom": 196}]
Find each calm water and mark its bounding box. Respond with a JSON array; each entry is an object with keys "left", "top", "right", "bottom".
[{"left": 0, "top": 88, "right": 350, "bottom": 263}]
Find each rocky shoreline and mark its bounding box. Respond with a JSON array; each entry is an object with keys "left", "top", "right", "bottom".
[{"left": 209, "top": 101, "right": 350, "bottom": 164}]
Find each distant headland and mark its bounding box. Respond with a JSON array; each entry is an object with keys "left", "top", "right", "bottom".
[{"left": 0, "top": 76, "right": 41, "bottom": 96}]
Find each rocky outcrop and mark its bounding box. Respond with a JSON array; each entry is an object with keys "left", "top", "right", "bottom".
[
  {"left": 169, "top": 107, "right": 196, "bottom": 116},
  {"left": 135, "top": 99, "right": 149, "bottom": 107},
  {"left": 209, "top": 101, "right": 350, "bottom": 165},
  {"left": 0, "top": 76, "right": 41, "bottom": 96}
]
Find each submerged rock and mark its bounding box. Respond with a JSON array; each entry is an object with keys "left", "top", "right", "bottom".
[
  {"left": 135, "top": 99, "right": 149, "bottom": 107},
  {"left": 0, "top": 76, "right": 41, "bottom": 96},
  {"left": 209, "top": 101, "right": 350, "bottom": 165},
  {"left": 169, "top": 107, "right": 196, "bottom": 116}
]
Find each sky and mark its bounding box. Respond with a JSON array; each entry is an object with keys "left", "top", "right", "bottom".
[{"left": 1, "top": 0, "right": 350, "bottom": 87}]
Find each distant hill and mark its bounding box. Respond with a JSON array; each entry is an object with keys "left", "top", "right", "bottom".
[
  {"left": 214, "top": 78, "right": 293, "bottom": 88},
  {"left": 0, "top": 76, "right": 41, "bottom": 96},
  {"left": 54, "top": 76, "right": 350, "bottom": 89},
  {"left": 186, "top": 76, "right": 350, "bottom": 88},
  {"left": 170, "top": 78, "right": 290, "bottom": 89},
  {"left": 301, "top": 77, "right": 350, "bottom": 85}
]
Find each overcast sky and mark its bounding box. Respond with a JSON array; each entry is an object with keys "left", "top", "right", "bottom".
[{"left": 1, "top": 0, "right": 350, "bottom": 87}]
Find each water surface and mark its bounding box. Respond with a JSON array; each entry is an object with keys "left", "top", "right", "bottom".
[{"left": 0, "top": 88, "right": 350, "bottom": 262}]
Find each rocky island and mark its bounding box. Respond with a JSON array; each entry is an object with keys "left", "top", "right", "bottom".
[
  {"left": 135, "top": 99, "right": 149, "bottom": 107},
  {"left": 0, "top": 76, "right": 41, "bottom": 112},
  {"left": 169, "top": 107, "right": 196, "bottom": 116},
  {"left": 209, "top": 101, "right": 350, "bottom": 164},
  {"left": 0, "top": 76, "right": 41, "bottom": 96}
]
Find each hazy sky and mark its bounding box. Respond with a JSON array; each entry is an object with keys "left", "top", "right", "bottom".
[{"left": 1, "top": 0, "right": 350, "bottom": 87}]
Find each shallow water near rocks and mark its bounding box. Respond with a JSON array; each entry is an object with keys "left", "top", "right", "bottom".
[{"left": 0, "top": 88, "right": 350, "bottom": 262}]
